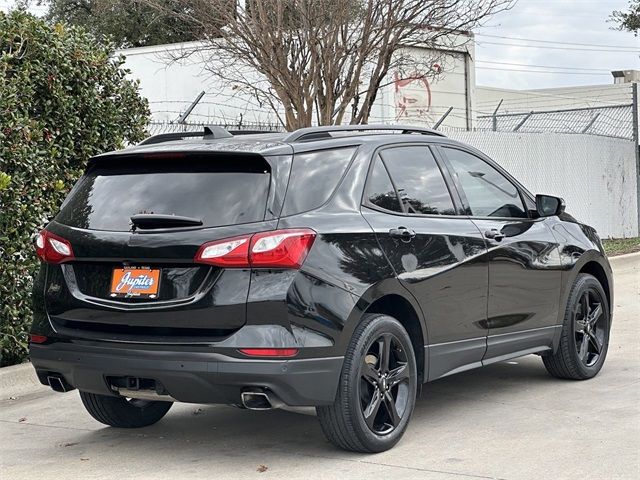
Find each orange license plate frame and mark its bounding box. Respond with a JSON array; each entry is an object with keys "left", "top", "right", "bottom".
[{"left": 110, "top": 266, "right": 161, "bottom": 298}]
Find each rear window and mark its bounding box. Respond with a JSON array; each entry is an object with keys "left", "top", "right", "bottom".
[
  {"left": 281, "top": 147, "right": 357, "bottom": 216},
  {"left": 56, "top": 156, "right": 271, "bottom": 231}
]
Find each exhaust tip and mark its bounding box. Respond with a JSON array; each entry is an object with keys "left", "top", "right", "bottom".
[
  {"left": 47, "top": 375, "right": 71, "bottom": 393},
  {"left": 241, "top": 391, "right": 273, "bottom": 410}
]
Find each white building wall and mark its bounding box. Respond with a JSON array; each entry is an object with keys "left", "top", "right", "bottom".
[
  {"left": 446, "top": 131, "right": 639, "bottom": 238},
  {"left": 118, "top": 38, "right": 475, "bottom": 129},
  {"left": 374, "top": 42, "right": 475, "bottom": 129},
  {"left": 476, "top": 83, "right": 634, "bottom": 115},
  {"left": 117, "top": 42, "right": 277, "bottom": 125}
]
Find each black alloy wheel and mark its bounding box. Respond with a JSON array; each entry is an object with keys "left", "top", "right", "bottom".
[
  {"left": 317, "top": 313, "right": 417, "bottom": 453},
  {"left": 543, "top": 273, "right": 611, "bottom": 380},
  {"left": 360, "top": 333, "right": 411, "bottom": 434},
  {"left": 574, "top": 287, "right": 606, "bottom": 367}
]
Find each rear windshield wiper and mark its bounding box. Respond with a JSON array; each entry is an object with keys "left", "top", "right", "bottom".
[{"left": 130, "top": 214, "right": 203, "bottom": 230}]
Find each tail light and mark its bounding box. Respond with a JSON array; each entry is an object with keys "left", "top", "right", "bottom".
[
  {"left": 238, "top": 348, "right": 299, "bottom": 358},
  {"left": 35, "top": 230, "right": 74, "bottom": 264},
  {"left": 195, "top": 228, "right": 316, "bottom": 269},
  {"left": 29, "top": 334, "right": 49, "bottom": 344},
  {"left": 250, "top": 229, "right": 316, "bottom": 268},
  {"left": 195, "top": 235, "right": 250, "bottom": 267}
]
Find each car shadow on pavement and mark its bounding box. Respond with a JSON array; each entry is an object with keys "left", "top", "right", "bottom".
[{"left": 70, "top": 355, "right": 555, "bottom": 457}]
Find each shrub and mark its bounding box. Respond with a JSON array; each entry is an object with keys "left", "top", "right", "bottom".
[{"left": 0, "top": 10, "right": 150, "bottom": 366}]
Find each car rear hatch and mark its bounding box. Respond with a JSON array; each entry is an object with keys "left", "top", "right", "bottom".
[{"left": 43, "top": 149, "right": 290, "bottom": 343}]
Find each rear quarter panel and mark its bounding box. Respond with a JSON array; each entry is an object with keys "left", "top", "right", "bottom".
[{"left": 274, "top": 144, "right": 427, "bottom": 356}]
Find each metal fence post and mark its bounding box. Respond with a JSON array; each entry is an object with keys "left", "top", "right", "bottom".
[
  {"left": 514, "top": 112, "right": 534, "bottom": 132},
  {"left": 177, "top": 91, "right": 206, "bottom": 124},
  {"left": 633, "top": 82, "right": 639, "bottom": 237},
  {"left": 433, "top": 107, "right": 453, "bottom": 130},
  {"left": 492, "top": 99, "right": 503, "bottom": 132},
  {"left": 581, "top": 113, "right": 601, "bottom": 134}
]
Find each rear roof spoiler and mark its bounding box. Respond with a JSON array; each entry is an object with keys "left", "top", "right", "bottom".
[
  {"left": 138, "top": 126, "right": 285, "bottom": 146},
  {"left": 138, "top": 126, "right": 233, "bottom": 145}
]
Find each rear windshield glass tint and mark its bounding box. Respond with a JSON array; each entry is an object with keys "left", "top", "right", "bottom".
[
  {"left": 55, "top": 157, "right": 271, "bottom": 231},
  {"left": 281, "top": 147, "right": 356, "bottom": 216}
]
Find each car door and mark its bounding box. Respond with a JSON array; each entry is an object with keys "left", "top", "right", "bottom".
[
  {"left": 438, "top": 145, "right": 563, "bottom": 363},
  {"left": 360, "top": 144, "right": 489, "bottom": 380}
]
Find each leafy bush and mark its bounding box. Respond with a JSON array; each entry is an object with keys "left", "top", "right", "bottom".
[{"left": 0, "top": 10, "right": 150, "bottom": 366}]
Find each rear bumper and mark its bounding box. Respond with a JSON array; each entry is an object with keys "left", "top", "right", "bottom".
[{"left": 30, "top": 342, "right": 343, "bottom": 406}]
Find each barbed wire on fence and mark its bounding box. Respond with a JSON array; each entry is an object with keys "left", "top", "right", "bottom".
[
  {"left": 145, "top": 102, "right": 636, "bottom": 143},
  {"left": 475, "top": 104, "right": 635, "bottom": 141},
  {"left": 147, "top": 120, "right": 285, "bottom": 136}
]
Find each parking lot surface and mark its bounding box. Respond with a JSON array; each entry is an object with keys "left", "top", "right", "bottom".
[{"left": 1, "top": 257, "right": 638, "bottom": 480}]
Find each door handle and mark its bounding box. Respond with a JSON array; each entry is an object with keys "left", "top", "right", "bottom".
[
  {"left": 389, "top": 227, "right": 416, "bottom": 240},
  {"left": 484, "top": 228, "right": 505, "bottom": 241}
]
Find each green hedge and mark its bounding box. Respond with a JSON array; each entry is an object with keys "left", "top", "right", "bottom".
[{"left": 0, "top": 10, "right": 150, "bottom": 366}]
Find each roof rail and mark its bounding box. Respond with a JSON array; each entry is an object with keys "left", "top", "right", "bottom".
[
  {"left": 139, "top": 131, "right": 201, "bottom": 146},
  {"left": 282, "top": 124, "right": 446, "bottom": 142},
  {"left": 138, "top": 125, "right": 235, "bottom": 146}
]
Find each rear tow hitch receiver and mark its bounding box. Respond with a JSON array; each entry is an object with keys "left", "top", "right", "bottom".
[{"left": 106, "top": 376, "right": 176, "bottom": 402}]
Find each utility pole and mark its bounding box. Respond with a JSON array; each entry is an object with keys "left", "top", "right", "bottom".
[{"left": 633, "top": 82, "right": 639, "bottom": 237}]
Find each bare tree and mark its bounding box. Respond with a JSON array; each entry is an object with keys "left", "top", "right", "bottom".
[{"left": 144, "top": 0, "right": 514, "bottom": 130}]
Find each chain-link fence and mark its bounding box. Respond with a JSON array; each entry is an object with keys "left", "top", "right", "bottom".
[
  {"left": 147, "top": 97, "right": 637, "bottom": 143},
  {"left": 447, "top": 131, "right": 638, "bottom": 238},
  {"left": 475, "top": 104, "right": 635, "bottom": 141}
]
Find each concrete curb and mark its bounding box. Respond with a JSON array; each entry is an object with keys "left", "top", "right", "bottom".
[
  {"left": 0, "top": 362, "right": 43, "bottom": 399},
  {"left": 608, "top": 250, "right": 640, "bottom": 269}
]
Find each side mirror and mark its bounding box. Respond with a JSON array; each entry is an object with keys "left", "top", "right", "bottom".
[{"left": 536, "top": 194, "right": 565, "bottom": 217}]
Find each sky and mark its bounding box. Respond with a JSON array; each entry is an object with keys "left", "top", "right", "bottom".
[
  {"left": 1, "top": 0, "right": 639, "bottom": 90},
  {"left": 474, "top": 0, "right": 639, "bottom": 89}
]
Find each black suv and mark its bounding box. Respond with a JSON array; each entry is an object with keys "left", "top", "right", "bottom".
[{"left": 30, "top": 125, "right": 613, "bottom": 452}]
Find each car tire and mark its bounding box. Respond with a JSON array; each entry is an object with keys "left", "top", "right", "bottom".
[
  {"left": 317, "top": 313, "right": 417, "bottom": 453},
  {"left": 79, "top": 391, "right": 172, "bottom": 428},
  {"left": 543, "top": 273, "right": 611, "bottom": 380}
]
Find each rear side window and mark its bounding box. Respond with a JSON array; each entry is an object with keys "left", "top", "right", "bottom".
[
  {"left": 365, "top": 155, "right": 402, "bottom": 213},
  {"left": 442, "top": 147, "right": 527, "bottom": 218},
  {"left": 281, "top": 147, "right": 356, "bottom": 216},
  {"left": 55, "top": 156, "right": 271, "bottom": 231},
  {"left": 380, "top": 146, "right": 456, "bottom": 216}
]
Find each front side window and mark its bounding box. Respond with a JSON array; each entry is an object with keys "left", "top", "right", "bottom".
[
  {"left": 379, "top": 146, "right": 456, "bottom": 216},
  {"left": 443, "top": 148, "right": 527, "bottom": 219}
]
